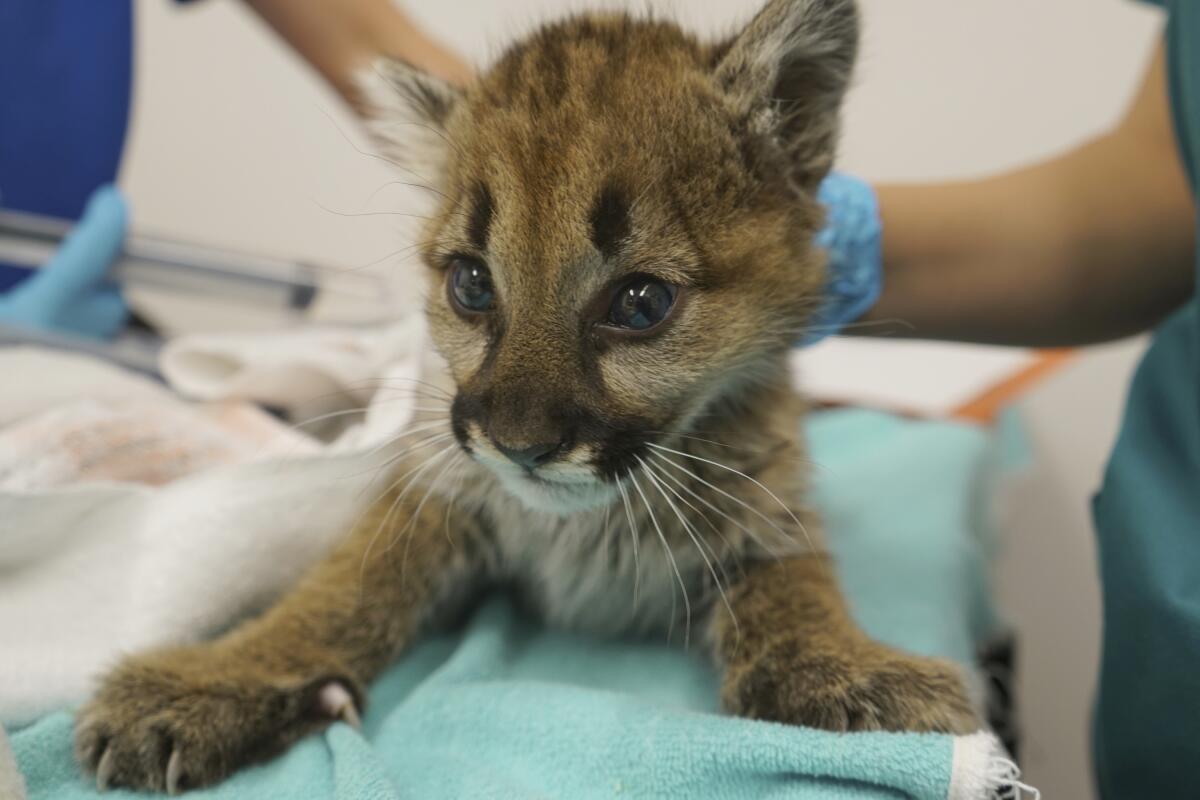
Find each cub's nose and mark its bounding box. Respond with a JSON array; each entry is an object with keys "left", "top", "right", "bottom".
[{"left": 492, "top": 438, "right": 568, "bottom": 470}]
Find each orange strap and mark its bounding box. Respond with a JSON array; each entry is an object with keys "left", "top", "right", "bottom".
[{"left": 952, "top": 349, "right": 1075, "bottom": 423}]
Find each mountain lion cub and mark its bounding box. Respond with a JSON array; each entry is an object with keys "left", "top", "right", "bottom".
[{"left": 76, "top": 0, "right": 978, "bottom": 791}]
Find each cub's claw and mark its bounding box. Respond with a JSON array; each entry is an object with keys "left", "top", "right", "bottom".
[
  {"left": 318, "top": 682, "right": 363, "bottom": 730},
  {"left": 95, "top": 747, "right": 114, "bottom": 792},
  {"left": 166, "top": 749, "right": 184, "bottom": 795}
]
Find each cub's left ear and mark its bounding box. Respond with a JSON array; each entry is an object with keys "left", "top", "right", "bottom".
[
  {"left": 714, "top": 0, "right": 859, "bottom": 192},
  {"left": 357, "top": 59, "right": 464, "bottom": 175}
]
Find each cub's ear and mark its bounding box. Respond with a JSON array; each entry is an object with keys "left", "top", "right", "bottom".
[
  {"left": 714, "top": 0, "right": 858, "bottom": 192},
  {"left": 357, "top": 59, "right": 464, "bottom": 175}
]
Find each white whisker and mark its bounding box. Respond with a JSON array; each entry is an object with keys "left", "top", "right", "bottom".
[
  {"left": 648, "top": 454, "right": 785, "bottom": 562},
  {"left": 351, "top": 374, "right": 455, "bottom": 401},
  {"left": 395, "top": 453, "right": 466, "bottom": 579},
  {"left": 615, "top": 477, "right": 641, "bottom": 608},
  {"left": 291, "top": 380, "right": 452, "bottom": 410},
  {"left": 289, "top": 406, "right": 371, "bottom": 430},
  {"left": 639, "top": 456, "right": 741, "bottom": 576},
  {"left": 356, "top": 443, "right": 456, "bottom": 601},
  {"left": 627, "top": 467, "right": 691, "bottom": 647},
  {"left": 638, "top": 456, "right": 737, "bottom": 643},
  {"left": 344, "top": 429, "right": 455, "bottom": 487},
  {"left": 600, "top": 492, "right": 613, "bottom": 572},
  {"left": 648, "top": 451, "right": 801, "bottom": 558},
  {"left": 644, "top": 429, "right": 817, "bottom": 467},
  {"left": 442, "top": 458, "right": 469, "bottom": 546},
  {"left": 338, "top": 434, "right": 457, "bottom": 551},
  {"left": 372, "top": 419, "right": 453, "bottom": 447},
  {"left": 647, "top": 443, "right": 818, "bottom": 556},
  {"left": 379, "top": 445, "right": 457, "bottom": 554},
  {"left": 387, "top": 449, "right": 461, "bottom": 557}
]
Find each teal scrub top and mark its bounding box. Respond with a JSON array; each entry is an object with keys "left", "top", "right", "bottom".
[{"left": 1093, "top": 2, "right": 1200, "bottom": 797}]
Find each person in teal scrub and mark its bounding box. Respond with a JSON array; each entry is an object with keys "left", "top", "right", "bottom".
[{"left": 814, "top": 2, "right": 1199, "bottom": 797}]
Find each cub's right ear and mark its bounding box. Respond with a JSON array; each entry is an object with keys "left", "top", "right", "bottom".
[
  {"left": 714, "top": 0, "right": 858, "bottom": 192},
  {"left": 357, "top": 59, "right": 464, "bottom": 174}
]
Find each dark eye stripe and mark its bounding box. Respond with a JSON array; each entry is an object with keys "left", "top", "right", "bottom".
[
  {"left": 589, "top": 184, "right": 630, "bottom": 261},
  {"left": 467, "top": 183, "right": 494, "bottom": 252}
]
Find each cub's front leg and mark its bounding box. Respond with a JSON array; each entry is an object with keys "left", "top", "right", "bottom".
[
  {"left": 713, "top": 555, "right": 981, "bottom": 734},
  {"left": 75, "top": 488, "right": 479, "bottom": 794}
]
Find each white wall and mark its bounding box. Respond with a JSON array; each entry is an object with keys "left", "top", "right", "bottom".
[
  {"left": 125, "top": 0, "right": 1162, "bottom": 265},
  {"left": 124, "top": 2, "right": 1166, "bottom": 797}
]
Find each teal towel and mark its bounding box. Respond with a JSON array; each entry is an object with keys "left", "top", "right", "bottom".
[{"left": 11, "top": 409, "right": 1007, "bottom": 800}]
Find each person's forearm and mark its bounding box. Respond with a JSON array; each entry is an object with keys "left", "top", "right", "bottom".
[
  {"left": 243, "top": 0, "right": 471, "bottom": 108},
  {"left": 862, "top": 45, "right": 1195, "bottom": 347},
  {"left": 868, "top": 135, "right": 1194, "bottom": 345}
]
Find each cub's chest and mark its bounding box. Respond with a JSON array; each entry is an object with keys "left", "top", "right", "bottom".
[{"left": 479, "top": 491, "right": 711, "bottom": 637}]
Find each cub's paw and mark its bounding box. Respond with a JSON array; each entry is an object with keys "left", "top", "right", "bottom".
[
  {"left": 75, "top": 646, "right": 362, "bottom": 794},
  {"left": 722, "top": 640, "right": 980, "bottom": 734}
]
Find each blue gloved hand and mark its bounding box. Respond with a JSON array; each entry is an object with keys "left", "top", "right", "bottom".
[
  {"left": 0, "top": 185, "right": 129, "bottom": 339},
  {"left": 804, "top": 172, "right": 883, "bottom": 346}
]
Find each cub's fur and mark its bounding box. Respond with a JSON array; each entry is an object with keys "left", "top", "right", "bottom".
[{"left": 76, "top": 0, "right": 978, "bottom": 792}]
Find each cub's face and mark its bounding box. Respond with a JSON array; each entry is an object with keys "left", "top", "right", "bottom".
[{"left": 364, "top": 0, "right": 857, "bottom": 513}]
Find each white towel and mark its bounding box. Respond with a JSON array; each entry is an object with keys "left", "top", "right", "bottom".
[
  {"left": 160, "top": 318, "right": 425, "bottom": 423},
  {"left": 0, "top": 320, "right": 429, "bottom": 725}
]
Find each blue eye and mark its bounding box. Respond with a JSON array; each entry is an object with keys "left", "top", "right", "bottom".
[
  {"left": 449, "top": 258, "right": 495, "bottom": 313},
  {"left": 607, "top": 278, "right": 677, "bottom": 331}
]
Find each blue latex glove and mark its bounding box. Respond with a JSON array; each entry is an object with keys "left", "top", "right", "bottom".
[
  {"left": 0, "top": 185, "right": 129, "bottom": 339},
  {"left": 805, "top": 172, "right": 883, "bottom": 346}
]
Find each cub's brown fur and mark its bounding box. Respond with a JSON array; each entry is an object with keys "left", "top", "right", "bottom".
[{"left": 77, "top": 0, "right": 978, "bottom": 792}]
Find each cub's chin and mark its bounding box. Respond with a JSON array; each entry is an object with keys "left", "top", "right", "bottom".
[{"left": 493, "top": 469, "right": 618, "bottom": 515}]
